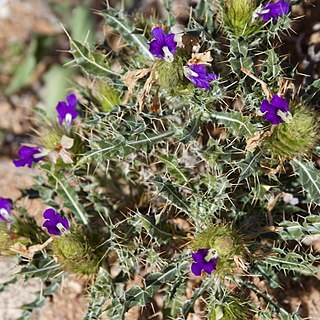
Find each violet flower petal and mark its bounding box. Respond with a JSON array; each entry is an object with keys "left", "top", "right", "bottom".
[
  {"left": 258, "top": 0, "right": 290, "bottom": 22},
  {"left": 43, "top": 208, "right": 56, "bottom": 220},
  {"left": 0, "top": 198, "right": 11, "bottom": 212},
  {"left": 151, "top": 27, "right": 166, "bottom": 43},
  {"left": 192, "top": 248, "right": 208, "bottom": 261},
  {"left": 191, "top": 262, "right": 203, "bottom": 276},
  {"left": 270, "top": 94, "right": 290, "bottom": 112},
  {"left": 203, "top": 258, "right": 218, "bottom": 274},
  {"left": 42, "top": 221, "right": 61, "bottom": 236},
  {"left": 149, "top": 41, "right": 164, "bottom": 58},
  {"left": 260, "top": 100, "right": 272, "bottom": 113},
  {"left": 264, "top": 112, "right": 283, "bottom": 124},
  {"left": 66, "top": 93, "right": 77, "bottom": 108},
  {"left": 185, "top": 65, "right": 218, "bottom": 90}
]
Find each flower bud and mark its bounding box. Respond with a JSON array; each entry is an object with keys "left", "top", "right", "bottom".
[
  {"left": 221, "top": 0, "right": 259, "bottom": 37},
  {"left": 95, "top": 81, "right": 120, "bottom": 112}
]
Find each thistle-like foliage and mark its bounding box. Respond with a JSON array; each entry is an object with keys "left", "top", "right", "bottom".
[{"left": 3, "top": 1, "right": 320, "bottom": 319}]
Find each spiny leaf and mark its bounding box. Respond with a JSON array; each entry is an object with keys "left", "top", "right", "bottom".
[
  {"left": 158, "top": 155, "right": 190, "bottom": 186},
  {"left": 303, "top": 77, "right": 320, "bottom": 105},
  {"left": 291, "top": 157, "right": 320, "bottom": 206},
  {"left": 85, "top": 268, "right": 113, "bottom": 320},
  {"left": 181, "top": 278, "right": 214, "bottom": 317},
  {"left": 100, "top": 8, "right": 153, "bottom": 60},
  {"left": 237, "top": 152, "right": 260, "bottom": 181},
  {"left": 179, "top": 116, "right": 201, "bottom": 143},
  {"left": 265, "top": 249, "right": 318, "bottom": 276},
  {"left": 123, "top": 260, "right": 189, "bottom": 311},
  {"left": 277, "top": 215, "right": 320, "bottom": 241},
  {"left": 154, "top": 176, "right": 190, "bottom": 213},
  {"left": 64, "top": 23, "right": 119, "bottom": 78},
  {"left": 77, "top": 130, "right": 174, "bottom": 165},
  {"left": 129, "top": 212, "right": 172, "bottom": 245},
  {"left": 206, "top": 110, "right": 257, "bottom": 137},
  {"left": 261, "top": 48, "right": 282, "bottom": 82}
]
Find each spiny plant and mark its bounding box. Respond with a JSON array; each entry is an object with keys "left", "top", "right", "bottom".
[{"left": 1, "top": 0, "right": 320, "bottom": 319}]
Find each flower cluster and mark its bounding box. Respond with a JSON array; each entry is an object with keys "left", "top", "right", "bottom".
[
  {"left": 13, "top": 94, "right": 78, "bottom": 169},
  {"left": 4, "top": 3, "right": 319, "bottom": 319},
  {"left": 148, "top": 27, "right": 218, "bottom": 90}
]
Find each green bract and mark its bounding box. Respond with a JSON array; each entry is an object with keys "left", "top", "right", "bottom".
[
  {"left": 266, "top": 102, "right": 319, "bottom": 159},
  {"left": 154, "top": 52, "right": 185, "bottom": 91},
  {"left": 52, "top": 227, "right": 103, "bottom": 275},
  {"left": 220, "top": 0, "right": 260, "bottom": 37}
]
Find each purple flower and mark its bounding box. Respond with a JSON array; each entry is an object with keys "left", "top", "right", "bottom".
[
  {"left": 42, "top": 208, "right": 70, "bottom": 236},
  {"left": 260, "top": 94, "right": 290, "bottom": 124},
  {"left": 258, "top": 0, "right": 290, "bottom": 22},
  {"left": 56, "top": 94, "right": 78, "bottom": 126},
  {"left": 183, "top": 64, "right": 218, "bottom": 90},
  {"left": 191, "top": 248, "right": 218, "bottom": 276},
  {"left": 0, "top": 198, "right": 12, "bottom": 221},
  {"left": 148, "top": 27, "right": 177, "bottom": 62},
  {"left": 13, "top": 146, "right": 45, "bottom": 168}
]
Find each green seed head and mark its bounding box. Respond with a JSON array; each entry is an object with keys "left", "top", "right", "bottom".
[
  {"left": 52, "top": 227, "right": 102, "bottom": 275},
  {"left": 154, "top": 50, "right": 185, "bottom": 91},
  {"left": 266, "top": 102, "right": 319, "bottom": 159},
  {"left": 40, "top": 127, "right": 64, "bottom": 150}
]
